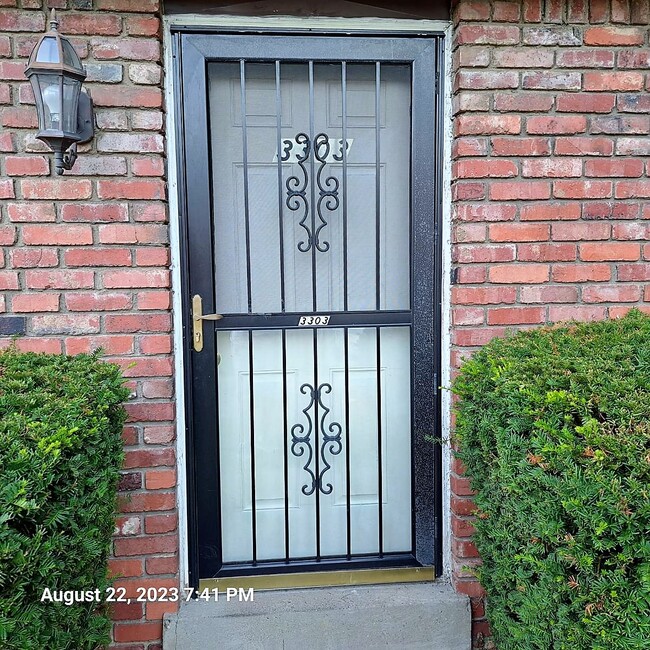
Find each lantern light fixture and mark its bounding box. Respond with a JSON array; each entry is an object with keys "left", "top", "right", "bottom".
[{"left": 24, "top": 9, "right": 94, "bottom": 176}]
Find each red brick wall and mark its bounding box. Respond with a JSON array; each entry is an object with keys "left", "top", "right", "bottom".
[
  {"left": 451, "top": 1, "right": 650, "bottom": 647},
  {"left": 0, "top": 2, "right": 175, "bottom": 648}
]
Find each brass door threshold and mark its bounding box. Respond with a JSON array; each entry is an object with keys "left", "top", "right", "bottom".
[{"left": 199, "top": 566, "right": 435, "bottom": 592}]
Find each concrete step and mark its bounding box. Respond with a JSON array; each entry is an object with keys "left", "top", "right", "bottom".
[{"left": 163, "top": 581, "right": 471, "bottom": 650}]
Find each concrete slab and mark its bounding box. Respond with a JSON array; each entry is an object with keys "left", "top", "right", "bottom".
[{"left": 163, "top": 582, "right": 471, "bottom": 650}]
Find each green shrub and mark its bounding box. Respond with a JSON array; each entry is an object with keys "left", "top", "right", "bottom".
[
  {"left": 0, "top": 349, "right": 129, "bottom": 649},
  {"left": 452, "top": 310, "right": 650, "bottom": 650}
]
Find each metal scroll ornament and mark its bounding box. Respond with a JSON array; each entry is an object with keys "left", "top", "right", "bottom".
[
  {"left": 290, "top": 382, "right": 343, "bottom": 496},
  {"left": 281, "top": 133, "right": 341, "bottom": 253}
]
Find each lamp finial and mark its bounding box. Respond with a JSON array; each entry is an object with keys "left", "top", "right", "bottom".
[{"left": 49, "top": 8, "right": 58, "bottom": 32}]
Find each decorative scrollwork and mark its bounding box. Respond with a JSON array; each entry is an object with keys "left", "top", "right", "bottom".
[
  {"left": 290, "top": 382, "right": 342, "bottom": 496},
  {"left": 282, "top": 133, "right": 311, "bottom": 253},
  {"left": 280, "top": 133, "right": 340, "bottom": 253}
]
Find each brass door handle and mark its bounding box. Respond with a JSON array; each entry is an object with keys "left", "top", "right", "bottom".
[{"left": 192, "top": 294, "right": 223, "bottom": 352}]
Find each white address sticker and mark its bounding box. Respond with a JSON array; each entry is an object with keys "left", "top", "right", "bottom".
[{"left": 298, "top": 315, "right": 331, "bottom": 327}]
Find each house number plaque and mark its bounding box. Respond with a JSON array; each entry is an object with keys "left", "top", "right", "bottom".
[{"left": 298, "top": 315, "right": 330, "bottom": 326}]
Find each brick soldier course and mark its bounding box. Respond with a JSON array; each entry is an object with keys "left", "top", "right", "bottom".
[{"left": 0, "top": 0, "right": 648, "bottom": 648}]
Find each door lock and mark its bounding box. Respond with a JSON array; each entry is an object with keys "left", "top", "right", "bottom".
[{"left": 192, "top": 294, "right": 223, "bottom": 352}]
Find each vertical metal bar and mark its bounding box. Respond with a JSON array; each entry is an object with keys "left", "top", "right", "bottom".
[
  {"left": 308, "top": 61, "right": 317, "bottom": 312},
  {"left": 275, "top": 61, "right": 286, "bottom": 313},
  {"left": 376, "top": 326, "right": 383, "bottom": 557},
  {"left": 282, "top": 328, "right": 290, "bottom": 561},
  {"left": 240, "top": 60, "right": 253, "bottom": 312},
  {"left": 375, "top": 62, "right": 381, "bottom": 312},
  {"left": 341, "top": 62, "right": 349, "bottom": 312},
  {"left": 344, "top": 327, "right": 351, "bottom": 559},
  {"left": 313, "top": 326, "right": 321, "bottom": 560},
  {"left": 248, "top": 330, "right": 257, "bottom": 563}
]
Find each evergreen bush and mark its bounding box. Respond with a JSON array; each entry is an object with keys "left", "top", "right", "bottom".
[
  {"left": 0, "top": 350, "right": 129, "bottom": 649},
  {"left": 452, "top": 310, "right": 650, "bottom": 649}
]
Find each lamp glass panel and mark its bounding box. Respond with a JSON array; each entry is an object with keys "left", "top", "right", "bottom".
[
  {"left": 61, "top": 39, "right": 83, "bottom": 70},
  {"left": 62, "top": 77, "right": 81, "bottom": 133},
  {"left": 37, "top": 73, "right": 63, "bottom": 131},
  {"left": 35, "top": 37, "right": 60, "bottom": 64}
]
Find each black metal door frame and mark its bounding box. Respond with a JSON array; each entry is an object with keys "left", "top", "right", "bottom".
[{"left": 172, "top": 28, "right": 445, "bottom": 587}]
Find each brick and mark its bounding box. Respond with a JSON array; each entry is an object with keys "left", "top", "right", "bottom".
[
  {"left": 556, "top": 93, "right": 615, "bottom": 114},
  {"left": 65, "top": 248, "right": 132, "bottom": 267},
  {"left": 58, "top": 13, "right": 122, "bottom": 35},
  {"left": 452, "top": 182, "right": 485, "bottom": 201},
  {"left": 618, "top": 51, "right": 650, "bottom": 69},
  {"left": 146, "top": 555, "right": 178, "bottom": 576},
  {"left": 31, "top": 314, "right": 100, "bottom": 335},
  {"left": 91, "top": 37, "right": 160, "bottom": 61},
  {"left": 104, "top": 313, "right": 171, "bottom": 332},
  {"left": 65, "top": 292, "right": 132, "bottom": 311},
  {"left": 457, "top": 267, "right": 486, "bottom": 284},
  {"left": 23, "top": 225, "right": 93, "bottom": 246},
  {"left": 616, "top": 138, "right": 650, "bottom": 156},
  {"left": 124, "top": 448, "right": 175, "bottom": 470},
  {"left": 132, "top": 157, "right": 165, "bottom": 177},
  {"left": 0, "top": 226, "right": 15, "bottom": 246},
  {"left": 583, "top": 202, "right": 639, "bottom": 220},
  {"left": 456, "top": 25, "right": 520, "bottom": 46},
  {"left": 520, "top": 286, "right": 578, "bottom": 303},
  {"left": 97, "top": 133, "right": 164, "bottom": 153},
  {"left": 138, "top": 291, "right": 171, "bottom": 311},
  {"left": 96, "top": 109, "right": 129, "bottom": 131},
  {"left": 98, "top": 224, "right": 168, "bottom": 244},
  {"left": 489, "top": 223, "right": 549, "bottom": 242},
  {"left": 523, "top": 26, "right": 581, "bottom": 46},
  {"left": 521, "top": 159, "right": 582, "bottom": 178},
  {"left": 5, "top": 156, "right": 49, "bottom": 176},
  {"left": 491, "top": 137, "right": 550, "bottom": 156},
  {"left": 0, "top": 35, "right": 9, "bottom": 56},
  {"left": 552, "top": 264, "right": 611, "bottom": 282},
  {"left": 103, "top": 269, "right": 170, "bottom": 289},
  {"left": 487, "top": 307, "right": 545, "bottom": 325},
  {"left": 611, "top": 0, "right": 631, "bottom": 23},
  {"left": 455, "top": 1, "right": 490, "bottom": 20},
  {"left": 14, "top": 338, "right": 63, "bottom": 354},
  {"left": 454, "top": 137, "right": 488, "bottom": 157},
  {"left": 493, "top": 1, "right": 521, "bottom": 21},
  {"left": 617, "top": 94, "right": 650, "bottom": 114},
  {"left": 520, "top": 204, "right": 581, "bottom": 221},
  {"left": 84, "top": 63, "right": 123, "bottom": 84},
  {"left": 489, "top": 264, "right": 549, "bottom": 283},
  {"left": 145, "top": 469, "right": 176, "bottom": 488},
  {"left": 25, "top": 270, "right": 94, "bottom": 290},
  {"left": 553, "top": 181, "right": 612, "bottom": 199},
  {"left": 618, "top": 264, "right": 650, "bottom": 282},
  {"left": 10, "top": 248, "right": 58, "bottom": 268},
  {"left": 456, "top": 115, "right": 521, "bottom": 136},
  {"left": 65, "top": 335, "right": 134, "bottom": 356},
  {"left": 527, "top": 116, "right": 586, "bottom": 135},
  {"left": 454, "top": 224, "right": 486, "bottom": 243},
  {"left": 454, "top": 580, "right": 486, "bottom": 599},
  {"left": 108, "top": 558, "right": 144, "bottom": 580},
  {"left": 0, "top": 132, "right": 14, "bottom": 152},
  {"left": 126, "top": 15, "right": 161, "bottom": 36},
  {"left": 493, "top": 94, "right": 554, "bottom": 113},
  {"left": 489, "top": 181, "right": 550, "bottom": 201},
  {"left": 584, "top": 72, "right": 644, "bottom": 92},
  {"left": 555, "top": 137, "right": 613, "bottom": 156},
  {"left": 115, "top": 515, "right": 141, "bottom": 537},
  {"left": 613, "top": 223, "right": 650, "bottom": 240},
  {"left": 455, "top": 204, "right": 516, "bottom": 222},
  {"left": 518, "top": 243, "right": 577, "bottom": 262},
  {"left": 132, "top": 204, "right": 167, "bottom": 222},
  {"left": 580, "top": 242, "right": 640, "bottom": 261},
  {"left": 129, "top": 63, "right": 162, "bottom": 85},
  {"left": 452, "top": 307, "right": 485, "bottom": 326},
  {"left": 111, "top": 602, "right": 144, "bottom": 622},
  {"left": 66, "top": 155, "right": 127, "bottom": 176},
  {"left": 12, "top": 293, "right": 59, "bottom": 313},
  {"left": 144, "top": 511, "right": 177, "bottom": 536},
  {"left": 583, "top": 285, "right": 640, "bottom": 303},
  {"left": 584, "top": 26, "right": 645, "bottom": 46},
  {"left": 592, "top": 116, "right": 649, "bottom": 135},
  {"left": 21, "top": 180, "right": 92, "bottom": 200},
  {"left": 144, "top": 425, "right": 175, "bottom": 445},
  {"left": 113, "top": 622, "right": 163, "bottom": 644},
  {"left": 493, "top": 48, "right": 554, "bottom": 68},
  {"left": 556, "top": 50, "right": 614, "bottom": 68},
  {"left": 452, "top": 286, "right": 517, "bottom": 305},
  {"left": 0, "top": 61, "right": 27, "bottom": 81},
  {"left": 0, "top": 179, "right": 15, "bottom": 199},
  {"left": 91, "top": 85, "right": 162, "bottom": 108},
  {"left": 95, "top": 0, "right": 159, "bottom": 11},
  {"left": 589, "top": 0, "right": 610, "bottom": 22},
  {"left": 1, "top": 106, "right": 37, "bottom": 128},
  {"left": 7, "top": 202, "right": 55, "bottom": 222},
  {"left": 522, "top": 72, "right": 581, "bottom": 90},
  {"left": 118, "top": 491, "right": 175, "bottom": 513},
  {"left": 551, "top": 223, "right": 610, "bottom": 241},
  {"left": 455, "top": 159, "right": 517, "bottom": 179},
  {"left": 548, "top": 305, "right": 607, "bottom": 322},
  {"left": 586, "top": 159, "right": 644, "bottom": 178},
  {"left": 114, "top": 534, "right": 177, "bottom": 558},
  {"left": 454, "top": 92, "right": 490, "bottom": 113},
  {"left": 97, "top": 179, "right": 165, "bottom": 200},
  {"left": 140, "top": 335, "right": 172, "bottom": 355},
  {"left": 457, "top": 47, "right": 490, "bottom": 68},
  {"left": 142, "top": 379, "right": 173, "bottom": 398},
  {"left": 120, "top": 357, "right": 173, "bottom": 378},
  {"left": 130, "top": 110, "right": 164, "bottom": 131},
  {"left": 0, "top": 10, "right": 45, "bottom": 32},
  {"left": 61, "top": 203, "right": 129, "bottom": 223},
  {"left": 616, "top": 181, "right": 650, "bottom": 199}
]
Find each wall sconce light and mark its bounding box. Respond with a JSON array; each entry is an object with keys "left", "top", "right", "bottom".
[{"left": 24, "top": 10, "right": 94, "bottom": 176}]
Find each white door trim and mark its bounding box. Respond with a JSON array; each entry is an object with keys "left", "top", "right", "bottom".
[{"left": 163, "top": 14, "right": 453, "bottom": 588}]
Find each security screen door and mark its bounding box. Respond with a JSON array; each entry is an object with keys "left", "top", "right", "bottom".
[{"left": 177, "top": 32, "right": 443, "bottom": 582}]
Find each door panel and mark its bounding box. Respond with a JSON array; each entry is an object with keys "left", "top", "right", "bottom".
[{"left": 178, "top": 32, "right": 443, "bottom": 581}]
